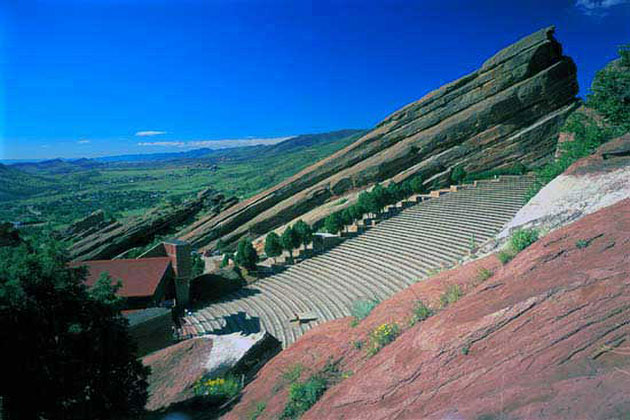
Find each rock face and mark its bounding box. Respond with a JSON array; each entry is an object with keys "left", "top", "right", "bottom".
[
  {"left": 68, "top": 188, "right": 236, "bottom": 261},
  {"left": 225, "top": 199, "right": 630, "bottom": 419},
  {"left": 142, "top": 332, "right": 280, "bottom": 413},
  {"left": 500, "top": 132, "right": 630, "bottom": 237},
  {"left": 178, "top": 26, "right": 579, "bottom": 252}
]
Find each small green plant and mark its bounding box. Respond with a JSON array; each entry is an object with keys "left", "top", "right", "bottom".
[
  {"left": 440, "top": 284, "right": 462, "bottom": 308},
  {"left": 352, "top": 340, "right": 364, "bottom": 350},
  {"left": 192, "top": 375, "right": 242, "bottom": 401},
  {"left": 282, "top": 364, "right": 304, "bottom": 384},
  {"left": 476, "top": 267, "right": 493, "bottom": 283},
  {"left": 367, "top": 322, "right": 400, "bottom": 356},
  {"left": 350, "top": 299, "right": 379, "bottom": 322},
  {"left": 249, "top": 401, "right": 267, "bottom": 420},
  {"left": 497, "top": 249, "right": 515, "bottom": 265},
  {"left": 576, "top": 239, "right": 590, "bottom": 249},
  {"left": 510, "top": 228, "right": 539, "bottom": 252},
  {"left": 409, "top": 300, "right": 433, "bottom": 326},
  {"left": 461, "top": 344, "right": 470, "bottom": 355},
  {"left": 280, "top": 375, "right": 328, "bottom": 419}
]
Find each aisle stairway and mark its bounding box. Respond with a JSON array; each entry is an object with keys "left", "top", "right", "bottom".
[{"left": 180, "top": 176, "right": 534, "bottom": 347}]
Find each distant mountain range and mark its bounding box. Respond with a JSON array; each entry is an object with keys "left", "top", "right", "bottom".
[{"left": 1, "top": 129, "right": 365, "bottom": 167}]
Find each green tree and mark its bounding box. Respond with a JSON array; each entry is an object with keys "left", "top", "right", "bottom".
[
  {"left": 340, "top": 207, "right": 354, "bottom": 230},
  {"left": 450, "top": 166, "right": 466, "bottom": 184},
  {"left": 293, "top": 220, "right": 313, "bottom": 250},
  {"left": 234, "top": 239, "right": 258, "bottom": 271},
  {"left": 264, "top": 232, "right": 283, "bottom": 263},
  {"left": 280, "top": 226, "right": 301, "bottom": 262},
  {"left": 324, "top": 212, "right": 343, "bottom": 234},
  {"left": 386, "top": 182, "right": 402, "bottom": 203},
  {"left": 357, "top": 190, "right": 380, "bottom": 217},
  {"left": 0, "top": 239, "right": 149, "bottom": 419},
  {"left": 587, "top": 45, "right": 630, "bottom": 130},
  {"left": 349, "top": 203, "right": 365, "bottom": 221},
  {"left": 410, "top": 176, "right": 424, "bottom": 194}
]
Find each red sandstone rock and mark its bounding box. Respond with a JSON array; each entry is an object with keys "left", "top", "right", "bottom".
[
  {"left": 143, "top": 337, "right": 214, "bottom": 412},
  {"left": 225, "top": 199, "right": 630, "bottom": 419}
]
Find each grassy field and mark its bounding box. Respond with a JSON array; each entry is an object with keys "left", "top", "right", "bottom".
[{"left": 0, "top": 130, "right": 364, "bottom": 228}]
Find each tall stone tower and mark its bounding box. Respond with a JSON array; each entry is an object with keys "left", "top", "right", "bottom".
[{"left": 163, "top": 240, "right": 192, "bottom": 308}]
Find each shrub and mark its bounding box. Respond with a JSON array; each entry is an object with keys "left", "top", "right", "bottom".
[
  {"left": 440, "top": 284, "right": 462, "bottom": 308},
  {"left": 350, "top": 299, "right": 379, "bottom": 322},
  {"left": 410, "top": 300, "right": 433, "bottom": 326},
  {"left": 282, "top": 364, "right": 304, "bottom": 384},
  {"left": 353, "top": 340, "right": 364, "bottom": 350},
  {"left": 576, "top": 239, "right": 590, "bottom": 249},
  {"left": 249, "top": 401, "right": 267, "bottom": 420},
  {"left": 280, "top": 375, "right": 328, "bottom": 419},
  {"left": 510, "top": 228, "right": 539, "bottom": 252},
  {"left": 497, "top": 249, "right": 516, "bottom": 265},
  {"left": 367, "top": 322, "right": 400, "bottom": 356},
  {"left": 193, "top": 376, "right": 242, "bottom": 401},
  {"left": 476, "top": 267, "right": 493, "bottom": 283}
]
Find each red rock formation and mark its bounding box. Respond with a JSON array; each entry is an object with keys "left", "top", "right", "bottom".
[
  {"left": 179, "top": 26, "right": 579, "bottom": 252},
  {"left": 225, "top": 199, "right": 630, "bottom": 419}
]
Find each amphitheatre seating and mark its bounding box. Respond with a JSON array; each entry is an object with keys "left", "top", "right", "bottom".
[{"left": 181, "top": 176, "right": 535, "bottom": 347}]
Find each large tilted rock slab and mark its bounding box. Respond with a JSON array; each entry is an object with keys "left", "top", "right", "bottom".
[
  {"left": 179, "top": 26, "right": 579, "bottom": 252},
  {"left": 68, "top": 189, "right": 237, "bottom": 261}
]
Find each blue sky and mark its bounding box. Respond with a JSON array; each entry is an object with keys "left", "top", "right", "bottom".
[{"left": 1, "top": 0, "right": 629, "bottom": 160}]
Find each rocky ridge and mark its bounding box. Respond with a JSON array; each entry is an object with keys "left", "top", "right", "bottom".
[
  {"left": 178, "top": 26, "right": 579, "bottom": 252},
  {"left": 68, "top": 188, "right": 236, "bottom": 261}
]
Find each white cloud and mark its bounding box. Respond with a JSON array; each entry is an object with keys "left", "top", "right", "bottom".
[
  {"left": 135, "top": 130, "right": 167, "bottom": 137},
  {"left": 77, "top": 139, "right": 91, "bottom": 144},
  {"left": 575, "top": 0, "right": 630, "bottom": 16},
  {"left": 138, "top": 136, "right": 293, "bottom": 149}
]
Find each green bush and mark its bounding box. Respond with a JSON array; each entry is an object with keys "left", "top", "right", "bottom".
[
  {"left": 476, "top": 267, "right": 493, "bottom": 283},
  {"left": 191, "top": 252, "right": 205, "bottom": 277},
  {"left": 510, "top": 228, "right": 539, "bottom": 252},
  {"left": 576, "top": 239, "right": 590, "bottom": 249},
  {"left": 367, "top": 322, "right": 400, "bottom": 356},
  {"left": 410, "top": 300, "right": 433, "bottom": 326},
  {"left": 588, "top": 46, "right": 630, "bottom": 130},
  {"left": 249, "top": 401, "right": 267, "bottom": 420},
  {"left": 440, "top": 284, "right": 462, "bottom": 308},
  {"left": 497, "top": 249, "right": 515, "bottom": 265},
  {"left": 350, "top": 299, "right": 379, "bottom": 322},
  {"left": 280, "top": 375, "right": 328, "bottom": 419},
  {"left": 193, "top": 376, "right": 242, "bottom": 401},
  {"left": 282, "top": 364, "right": 304, "bottom": 384}
]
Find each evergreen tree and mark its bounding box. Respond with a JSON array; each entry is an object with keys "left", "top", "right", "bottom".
[
  {"left": 234, "top": 239, "right": 258, "bottom": 271},
  {"left": 340, "top": 207, "right": 354, "bottom": 231},
  {"left": 264, "top": 232, "right": 283, "bottom": 263},
  {"left": 410, "top": 176, "right": 424, "bottom": 194},
  {"left": 293, "top": 220, "right": 313, "bottom": 250},
  {"left": 324, "top": 212, "right": 343, "bottom": 234},
  {"left": 0, "top": 239, "right": 149, "bottom": 419},
  {"left": 280, "top": 226, "right": 301, "bottom": 262}
]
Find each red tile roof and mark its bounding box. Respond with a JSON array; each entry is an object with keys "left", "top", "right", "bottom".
[{"left": 70, "top": 257, "right": 172, "bottom": 298}]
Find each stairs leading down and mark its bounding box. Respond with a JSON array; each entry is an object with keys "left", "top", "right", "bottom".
[{"left": 181, "top": 176, "right": 535, "bottom": 347}]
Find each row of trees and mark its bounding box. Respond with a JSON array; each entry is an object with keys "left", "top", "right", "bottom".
[
  {"left": 265, "top": 220, "right": 313, "bottom": 263},
  {"left": 323, "top": 176, "right": 425, "bottom": 234}
]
